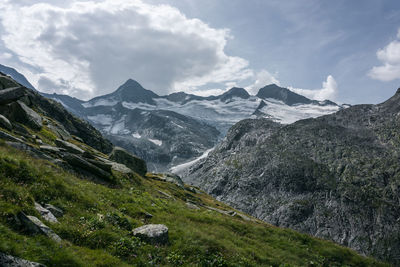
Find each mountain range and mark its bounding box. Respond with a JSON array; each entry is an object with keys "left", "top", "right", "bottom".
[{"left": 43, "top": 80, "right": 343, "bottom": 172}]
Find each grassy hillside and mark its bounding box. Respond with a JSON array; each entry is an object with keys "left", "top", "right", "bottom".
[{"left": 0, "top": 143, "right": 388, "bottom": 267}]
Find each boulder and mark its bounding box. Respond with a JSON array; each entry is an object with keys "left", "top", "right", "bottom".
[
  {"left": 0, "top": 114, "right": 12, "bottom": 130},
  {"left": 0, "top": 252, "right": 45, "bottom": 267},
  {"left": 132, "top": 224, "right": 169, "bottom": 245},
  {"left": 39, "top": 145, "right": 62, "bottom": 153},
  {"left": 34, "top": 202, "right": 58, "bottom": 223},
  {"left": 0, "top": 74, "right": 21, "bottom": 89},
  {"left": 161, "top": 173, "right": 184, "bottom": 187},
  {"left": 87, "top": 158, "right": 112, "bottom": 172},
  {"left": 0, "top": 86, "right": 25, "bottom": 105},
  {"left": 109, "top": 147, "right": 147, "bottom": 176},
  {"left": 55, "top": 139, "right": 84, "bottom": 154},
  {"left": 95, "top": 156, "right": 134, "bottom": 174},
  {"left": 186, "top": 202, "right": 200, "bottom": 210},
  {"left": 0, "top": 130, "right": 23, "bottom": 142},
  {"left": 6, "top": 142, "right": 53, "bottom": 160},
  {"left": 12, "top": 101, "right": 42, "bottom": 130},
  {"left": 44, "top": 204, "right": 64, "bottom": 218},
  {"left": 63, "top": 153, "right": 112, "bottom": 180},
  {"left": 18, "top": 212, "right": 61, "bottom": 243}
]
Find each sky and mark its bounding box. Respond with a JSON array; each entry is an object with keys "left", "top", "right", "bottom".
[{"left": 0, "top": 0, "right": 400, "bottom": 104}]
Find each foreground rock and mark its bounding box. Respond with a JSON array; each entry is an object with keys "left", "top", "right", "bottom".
[
  {"left": 34, "top": 202, "right": 58, "bottom": 223},
  {"left": 0, "top": 252, "right": 45, "bottom": 267},
  {"left": 62, "top": 153, "right": 111, "bottom": 181},
  {"left": 44, "top": 204, "right": 63, "bottom": 218},
  {"left": 0, "top": 114, "right": 12, "bottom": 130},
  {"left": 11, "top": 101, "right": 42, "bottom": 130},
  {"left": 18, "top": 212, "right": 61, "bottom": 243},
  {"left": 132, "top": 224, "right": 169, "bottom": 245},
  {"left": 55, "top": 139, "right": 84, "bottom": 154},
  {"left": 109, "top": 147, "right": 147, "bottom": 176}
]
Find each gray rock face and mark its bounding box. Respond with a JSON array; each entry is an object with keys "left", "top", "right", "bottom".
[
  {"left": 34, "top": 202, "right": 58, "bottom": 223},
  {"left": 12, "top": 101, "right": 42, "bottom": 130},
  {"left": 0, "top": 86, "right": 25, "bottom": 105},
  {"left": 18, "top": 212, "right": 61, "bottom": 243},
  {"left": 0, "top": 252, "right": 45, "bottom": 267},
  {"left": 0, "top": 130, "right": 23, "bottom": 142},
  {"left": 44, "top": 204, "right": 63, "bottom": 218},
  {"left": 132, "top": 224, "right": 169, "bottom": 245},
  {"left": 0, "top": 114, "right": 12, "bottom": 130},
  {"left": 185, "top": 90, "right": 400, "bottom": 264},
  {"left": 62, "top": 153, "right": 111, "bottom": 181},
  {"left": 55, "top": 139, "right": 84, "bottom": 154},
  {"left": 109, "top": 147, "right": 147, "bottom": 176}
]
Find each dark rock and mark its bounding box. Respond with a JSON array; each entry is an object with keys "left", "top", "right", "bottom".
[
  {"left": 12, "top": 101, "right": 42, "bottom": 130},
  {"left": 55, "top": 139, "right": 84, "bottom": 154},
  {"left": 82, "top": 151, "right": 95, "bottom": 159},
  {"left": 63, "top": 153, "right": 112, "bottom": 181},
  {"left": 0, "top": 130, "right": 23, "bottom": 142},
  {"left": 0, "top": 73, "right": 21, "bottom": 89},
  {"left": 132, "top": 224, "right": 169, "bottom": 245},
  {"left": 109, "top": 147, "right": 147, "bottom": 176},
  {"left": 44, "top": 204, "right": 64, "bottom": 218},
  {"left": 0, "top": 86, "right": 25, "bottom": 105},
  {"left": 87, "top": 158, "right": 112, "bottom": 172},
  {"left": 34, "top": 202, "right": 58, "bottom": 223},
  {"left": 0, "top": 114, "right": 12, "bottom": 130},
  {"left": 0, "top": 252, "right": 45, "bottom": 267},
  {"left": 17, "top": 212, "right": 61, "bottom": 243},
  {"left": 6, "top": 141, "right": 53, "bottom": 160}
]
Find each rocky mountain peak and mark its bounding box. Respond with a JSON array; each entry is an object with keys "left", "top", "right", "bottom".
[
  {"left": 219, "top": 87, "right": 250, "bottom": 102},
  {"left": 257, "top": 84, "right": 312, "bottom": 106}
]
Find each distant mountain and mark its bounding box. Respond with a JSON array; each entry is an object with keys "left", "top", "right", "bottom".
[
  {"left": 0, "top": 64, "right": 35, "bottom": 90},
  {"left": 42, "top": 79, "right": 343, "bottom": 172},
  {"left": 184, "top": 87, "right": 400, "bottom": 264}
]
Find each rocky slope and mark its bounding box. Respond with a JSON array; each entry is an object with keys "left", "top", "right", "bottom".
[
  {"left": 184, "top": 88, "right": 400, "bottom": 264},
  {"left": 0, "top": 73, "right": 385, "bottom": 266}
]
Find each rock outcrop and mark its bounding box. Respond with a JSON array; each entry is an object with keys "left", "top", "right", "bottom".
[
  {"left": 132, "top": 224, "right": 169, "bottom": 245},
  {"left": 109, "top": 147, "right": 147, "bottom": 176},
  {"left": 18, "top": 212, "right": 61, "bottom": 243},
  {"left": 0, "top": 252, "right": 45, "bottom": 267}
]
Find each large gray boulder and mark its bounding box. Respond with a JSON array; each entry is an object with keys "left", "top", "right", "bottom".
[
  {"left": 12, "top": 101, "right": 42, "bottom": 130},
  {"left": 0, "top": 252, "right": 45, "bottom": 267},
  {"left": 0, "top": 130, "right": 23, "bottom": 142},
  {"left": 44, "top": 204, "right": 63, "bottom": 218},
  {"left": 18, "top": 212, "right": 61, "bottom": 243},
  {"left": 55, "top": 139, "right": 84, "bottom": 154},
  {"left": 109, "top": 147, "right": 147, "bottom": 176},
  {"left": 63, "top": 153, "right": 112, "bottom": 180},
  {"left": 132, "top": 224, "right": 169, "bottom": 245},
  {"left": 0, "top": 114, "right": 12, "bottom": 130},
  {"left": 34, "top": 202, "right": 58, "bottom": 223},
  {"left": 0, "top": 86, "right": 25, "bottom": 105}
]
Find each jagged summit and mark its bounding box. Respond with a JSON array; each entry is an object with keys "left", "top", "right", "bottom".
[
  {"left": 257, "top": 84, "right": 313, "bottom": 106},
  {"left": 219, "top": 87, "right": 250, "bottom": 102}
]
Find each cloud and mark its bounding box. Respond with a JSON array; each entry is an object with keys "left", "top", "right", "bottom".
[
  {"left": 0, "top": 0, "right": 252, "bottom": 99},
  {"left": 246, "top": 69, "right": 280, "bottom": 94},
  {"left": 289, "top": 75, "right": 338, "bottom": 101},
  {"left": 368, "top": 28, "right": 400, "bottom": 82}
]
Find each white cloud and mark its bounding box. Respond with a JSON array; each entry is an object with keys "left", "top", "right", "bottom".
[
  {"left": 246, "top": 69, "right": 280, "bottom": 94},
  {"left": 289, "top": 75, "right": 338, "bottom": 101},
  {"left": 369, "top": 28, "right": 400, "bottom": 81},
  {"left": 0, "top": 0, "right": 252, "bottom": 99}
]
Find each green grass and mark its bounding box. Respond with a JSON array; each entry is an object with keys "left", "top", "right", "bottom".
[{"left": 0, "top": 144, "right": 389, "bottom": 267}]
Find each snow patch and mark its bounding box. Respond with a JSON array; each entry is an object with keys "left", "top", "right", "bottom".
[
  {"left": 132, "top": 132, "right": 141, "bottom": 139},
  {"left": 148, "top": 138, "right": 162, "bottom": 146},
  {"left": 83, "top": 98, "right": 118, "bottom": 107},
  {"left": 88, "top": 114, "right": 113, "bottom": 125},
  {"left": 170, "top": 148, "right": 214, "bottom": 174}
]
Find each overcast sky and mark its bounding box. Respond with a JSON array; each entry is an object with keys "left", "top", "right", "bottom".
[{"left": 0, "top": 0, "right": 399, "bottom": 103}]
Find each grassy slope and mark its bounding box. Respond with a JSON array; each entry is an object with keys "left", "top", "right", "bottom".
[{"left": 0, "top": 143, "right": 389, "bottom": 267}]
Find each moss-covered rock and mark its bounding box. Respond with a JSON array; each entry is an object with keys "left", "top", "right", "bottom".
[{"left": 109, "top": 147, "right": 147, "bottom": 176}]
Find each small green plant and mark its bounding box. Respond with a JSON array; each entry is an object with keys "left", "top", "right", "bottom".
[
  {"left": 112, "top": 236, "right": 143, "bottom": 258},
  {"left": 167, "top": 251, "right": 185, "bottom": 265}
]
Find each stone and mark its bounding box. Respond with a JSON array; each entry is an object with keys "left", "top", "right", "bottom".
[
  {"left": 0, "top": 252, "right": 45, "bottom": 267},
  {"left": 0, "top": 114, "right": 12, "bottom": 130},
  {"left": 82, "top": 151, "right": 95, "bottom": 159},
  {"left": 109, "top": 147, "right": 147, "bottom": 176},
  {"left": 132, "top": 224, "right": 169, "bottom": 245},
  {"left": 6, "top": 142, "right": 53, "bottom": 161},
  {"left": 15, "top": 101, "right": 43, "bottom": 130},
  {"left": 39, "top": 145, "right": 61, "bottom": 153},
  {"left": 36, "top": 139, "right": 43, "bottom": 145},
  {"left": 0, "top": 74, "right": 20, "bottom": 89},
  {"left": 0, "top": 130, "right": 23, "bottom": 143},
  {"left": 55, "top": 139, "right": 84, "bottom": 154},
  {"left": 87, "top": 158, "right": 112, "bottom": 172},
  {"left": 186, "top": 202, "right": 200, "bottom": 210},
  {"left": 18, "top": 212, "right": 61, "bottom": 243},
  {"left": 96, "top": 156, "right": 134, "bottom": 174},
  {"left": 44, "top": 204, "right": 64, "bottom": 218},
  {"left": 63, "top": 153, "right": 112, "bottom": 180},
  {"left": 0, "top": 86, "right": 25, "bottom": 105},
  {"left": 34, "top": 202, "right": 58, "bottom": 223}
]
